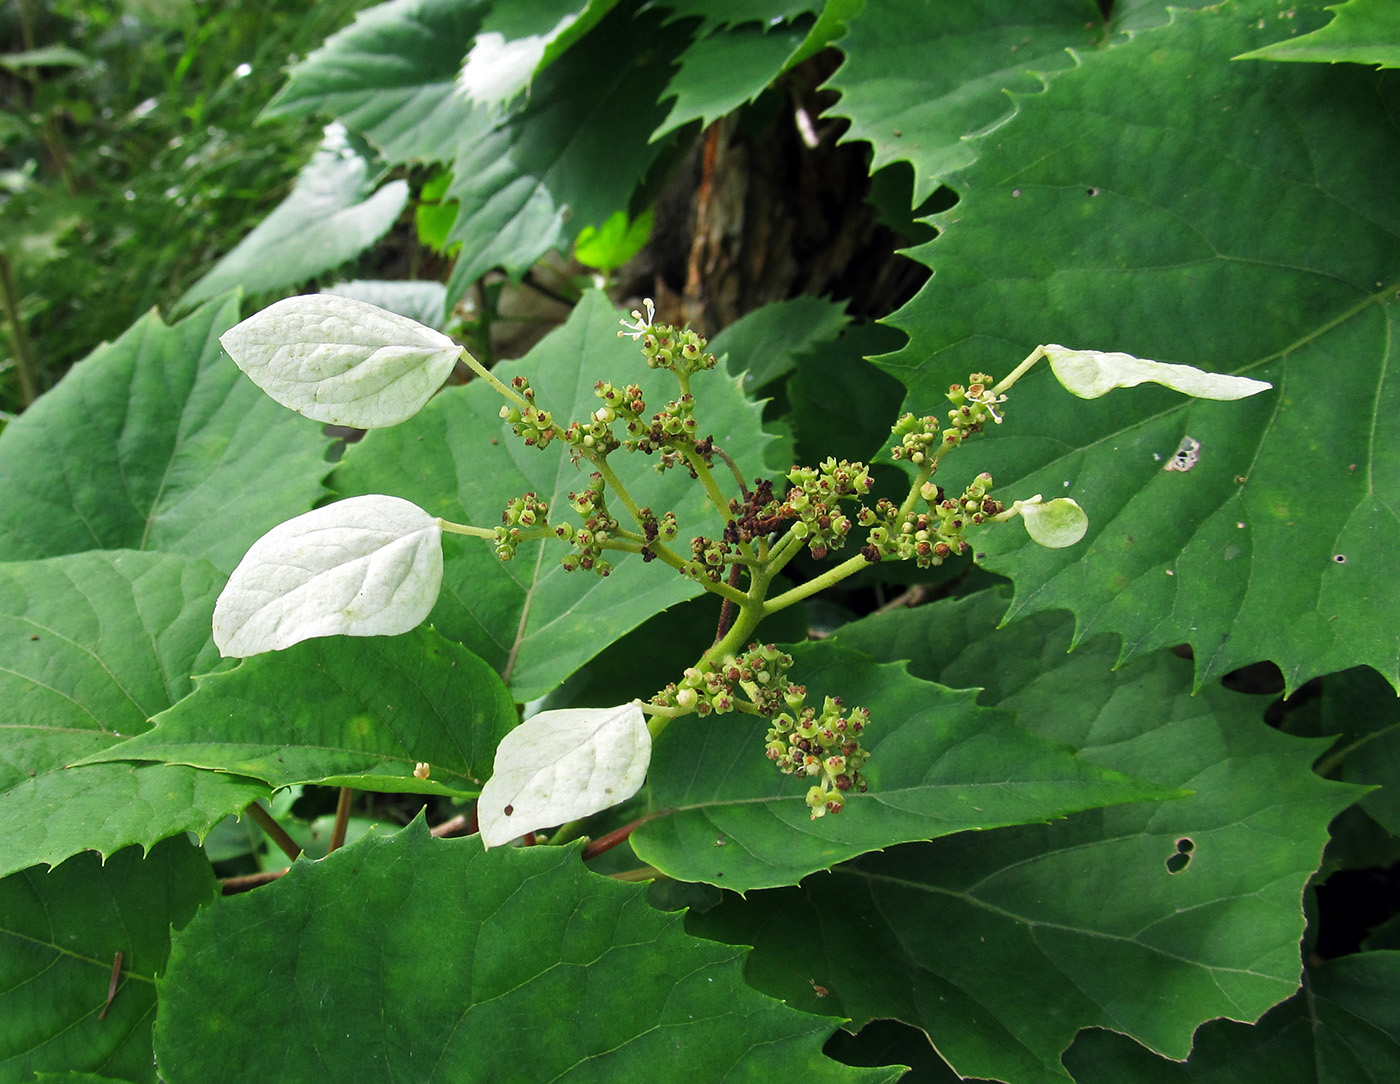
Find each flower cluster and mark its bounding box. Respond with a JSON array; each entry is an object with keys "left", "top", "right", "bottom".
[
  {"left": 554, "top": 478, "right": 620, "bottom": 576},
  {"left": 492, "top": 492, "right": 550, "bottom": 560},
  {"left": 785, "top": 458, "right": 874, "bottom": 559},
  {"left": 764, "top": 695, "right": 871, "bottom": 818},
  {"left": 497, "top": 376, "right": 560, "bottom": 449}
]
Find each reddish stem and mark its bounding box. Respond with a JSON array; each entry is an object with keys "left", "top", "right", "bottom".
[{"left": 583, "top": 817, "right": 648, "bottom": 861}]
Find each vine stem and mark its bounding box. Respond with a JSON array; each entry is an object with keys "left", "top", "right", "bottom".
[
  {"left": 991, "top": 346, "right": 1046, "bottom": 396},
  {"left": 245, "top": 802, "right": 301, "bottom": 863},
  {"left": 326, "top": 787, "right": 354, "bottom": 854},
  {"left": 457, "top": 346, "right": 532, "bottom": 409}
]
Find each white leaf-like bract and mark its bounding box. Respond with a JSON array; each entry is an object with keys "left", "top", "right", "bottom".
[
  {"left": 219, "top": 294, "right": 460, "bottom": 427},
  {"left": 1018, "top": 495, "right": 1089, "bottom": 549},
  {"left": 213, "top": 495, "right": 443, "bottom": 657},
  {"left": 1042, "top": 344, "right": 1273, "bottom": 401},
  {"left": 478, "top": 703, "right": 651, "bottom": 848}
]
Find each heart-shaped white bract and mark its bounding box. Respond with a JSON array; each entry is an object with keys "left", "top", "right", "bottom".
[
  {"left": 1042, "top": 344, "right": 1273, "bottom": 401},
  {"left": 1017, "top": 495, "right": 1089, "bottom": 549},
  {"left": 213, "top": 495, "right": 443, "bottom": 657},
  {"left": 477, "top": 703, "right": 651, "bottom": 848},
  {"left": 219, "top": 294, "right": 460, "bottom": 427}
]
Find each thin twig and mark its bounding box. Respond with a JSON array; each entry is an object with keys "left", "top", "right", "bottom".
[
  {"left": 326, "top": 787, "right": 353, "bottom": 854},
  {"left": 582, "top": 817, "right": 648, "bottom": 860},
  {"left": 244, "top": 802, "right": 301, "bottom": 863},
  {"left": 97, "top": 951, "right": 123, "bottom": 1020},
  {"left": 221, "top": 868, "right": 289, "bottom": 895}
]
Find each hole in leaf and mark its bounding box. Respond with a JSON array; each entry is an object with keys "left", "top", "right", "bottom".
[
  {"left": 1333, "top": 554, "right": 1347, "bottom": 564},
  {"left": 1166, "top": 837, "right": 1194, "bottom": 874},
  {"left": 1086, "top": 186, "right": 1100, "bottom": 197}
]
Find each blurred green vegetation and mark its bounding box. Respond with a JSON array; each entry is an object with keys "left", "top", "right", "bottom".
[{"left": 0, "top": 0, "right": 367, "bottom": 418}]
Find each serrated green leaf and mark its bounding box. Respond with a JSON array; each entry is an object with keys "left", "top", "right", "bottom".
[
  {"left": 333, "top": 290, "right": 777, "bottom": 701},
  {"left": 154, "top": 819, "right": 901, "bottom": 1084},
  {"left": 690, "top": 589, "right": 1359, "bottom": 1083},
  {"left": 457, "top": 0, "right": 618, "bottom": 105},
  {"left": 880, "top": 0, "right": 1400, "bottom": 692},
  {"left": 177, "top": 124, "right": 408, "bottom": 312},
  {"left": 0, "top": 298, "right": 329, "bottom": 575},
  {"left": 631, "top": 639, "right": 1183, "bottom": 893},
  {"left": 262, "top": 0, "right": 490, "bottom": 165},
  {"left": 78, "top": 627, "right": 515, "bottom": 797},
  {"left": 0, "top": 551, "right": 267, "bottom": 877},
  {"left": 653, "top": 18, "right": 810, "bottom": 139},
  {"left": 1237, "top": 0, "right": 1400, "bottom": 69},
  {"left": 657, "top": 0, "right": 819, "bottom": 37},
  {"left": 1064, "top": 952, "right": 1400, "bottom": 1083},
  {"left": 709, "top": 294, "right": 851, "bottom": 391},
  {"left": 0, "top": 839, "right": 215, "bottom": 1084},
  {"left": 442, "top": 6, "right": 684, "bottom": 299},
  {"left": 823, "top": 0, "right": 1103, "bottom": 203}
]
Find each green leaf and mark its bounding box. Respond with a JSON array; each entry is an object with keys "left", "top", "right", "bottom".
[
  {"left": 154, "top": 819, "right": 901, "bottom": 1084},
  {"left": 652, "top": 17, "right": 811, "bottom": 139},
  {"left": 691, "top": 589, "right": 1360, "bottom": 1083},
  {"left": 880, "top": 0, "right": 1400, "bottom": 692},
  {"left": 631, "top": 639, "right": 1184, "bottom": 893},
  {"left": 1312, "top": 667, "right": 1400, "bottom": 837},
  {"left": 1237, "top": 0, "right": 1400, "bottom": 69},
  {"left": 262, "top": 0, "right": 490, "bottom": 165},
  {"left": 1064, "top": 952, "right": 1400, "bottom": 1083},
  {"left": 442, "top": 6, "right": 685, "bottom": 299},
  {"left": 657, "top": 0, "right": 820, "bottom": 37},
  {"left": 0, "top": 839, "right": 215, "bottom": 1084},
  {"left": 709, "top": 294, "right": 851, "bottom": 391},
  {"left": 823, "top": 0, "right": 1104, "bottom": 203},
  {"left": 176, "top": 124, "right": 409, "bottom": 312},
  {"left": 457, "top": 0, "right": 620, "bottom": 104},
  {"left": 333, "top": 290, "right": 777, "bottom": 701},
  {"left": 0, "top": 551, "right": 267, "bottom": 877},
  {"left": 0, "top": 45, "right": 91, "bottom": 70},
  {"left": 573, "top": 208, "right": 654, "bottom": 273},
  {"left": 78, "top": 628, "right": 515, "bottom": 797},
  {"left": 0, "top": 296, "right": 329, "bottom": 576}
]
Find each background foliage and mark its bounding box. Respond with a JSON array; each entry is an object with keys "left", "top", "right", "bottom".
[{"left": 3, "top": 1, "right": 1399, "bottom": 1082}]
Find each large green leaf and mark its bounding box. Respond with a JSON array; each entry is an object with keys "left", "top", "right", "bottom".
[
  {"left": 175, "top": 124, "right": 408, "bottom": 312},
  {"left": 0, "top": 297, "right": 329, "bottom": 575},
  {"left": 689, "top": 589, "right": 1359, "bottom": 1084},
  {"left": 0, "top": 839, "right": 214, "bottom": 1084},
  {"left": 877, "top": 0, "right": 1400, "bottom": 692},
  {"left": 79, "top": 627, "right": 516, "bottom": 797},
  {"left": 456, "top": 0, "right": 620, "bottom": 105},
  {"left": 0, "top": 551, "right": 266, "bottom": 877},
  {"left": 823, "top": 0, "right": 1104, "bottom": 203},
  {"left": 334, "top": 290, "right": 776, "bottom": 701},
  {"left": 631, "top": 639, "right": 1182, "bottom": 893},
  {"left": 262, "top": 0, "right": 489, "bottom": 165},
  {"left": 1063, "top": 952, "right": 1400, "bottom": 1083},
  {"left": 153, "top": 818, "right": 901, "bottom": 1084},
  {"left": 1238, "top": 0, "right": 1400, "bottom": 69},
  {"left": 709, "top": 294, "right": 851, "bottom": 391},
  {"left": 652, "top": 17, "right": 811, "bottom": 139},
  {"left": 441, "top": 5, "right": 686, "bottom": 299}
]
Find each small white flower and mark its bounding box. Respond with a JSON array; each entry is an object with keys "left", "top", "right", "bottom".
[
  {"left": 968, "top": 385, "right": 1009, "bottom": 423},
  {"left": 617, "top": 298, "right": 656, "bottom": 340}
]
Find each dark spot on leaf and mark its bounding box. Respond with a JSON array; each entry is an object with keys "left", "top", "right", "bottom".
[
  {"left": 1333, "top": 554, "right": 1347, "bottom": 564},
  {"left": 1086, "top": 186, "right": 1100, "bottom": 196},
  {"left": 1166, "top": 837, "right": 1194, "bottom": 874},
  {"left": 503, "top": 805, "right": 513, "bottom": 816}
]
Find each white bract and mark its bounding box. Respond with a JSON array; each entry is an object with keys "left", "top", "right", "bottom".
[
  {"left": 213, "top": 494, "right": 443, "bottom": 657},
  {"left": 219, "top": 294, "right": 460, "bottom": 427},
  {"left": 478, "top": 703, "right": 651, "bottom": 848},
  {"left": 1042, "top": 344, "right": 1273, "bottom": 401},
  {"left": 1016, "top": 495, "right": 1089, "bottom": 549}
]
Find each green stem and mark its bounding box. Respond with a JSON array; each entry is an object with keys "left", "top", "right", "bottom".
[
  {"left": 762, "top": 552, "right": 871, "bottom": 616},
  {"left": 457, "top": 346, "right": 532, "bottom": 409},
  {"left": 0, "top": 253, "right": 39, "bottom": 407},
  {"left": 991, "top": 346, "right": 1046, "bottom": 397},
  {"left": 437, "top": 518, "right": 498, "bottom": 540},
  {"left": 683, "top": 446, "right": 735, "bottom": 524}
]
